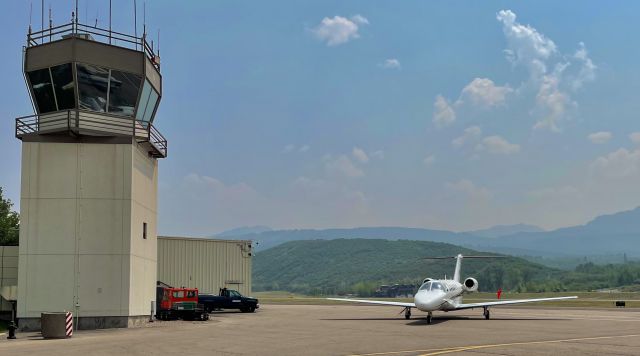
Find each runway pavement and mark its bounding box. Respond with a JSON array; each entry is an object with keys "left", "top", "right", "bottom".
[{"left": 0, "top": 304, "right": 638, "bottom": 355}]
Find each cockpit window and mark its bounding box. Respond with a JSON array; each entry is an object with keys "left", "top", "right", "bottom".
[
  {"left": 431, "top": 282, "right": 444, "bottom": 291},
  {"left": 419, "top": 282, "right": 432, "bottom": 291}
]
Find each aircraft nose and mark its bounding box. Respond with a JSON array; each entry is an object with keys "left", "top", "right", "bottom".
[{"left": 415, "top": 291, "right": 445, "bottom": 311}]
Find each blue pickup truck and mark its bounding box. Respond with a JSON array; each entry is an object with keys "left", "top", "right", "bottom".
[{"left": 198, "top": 288, "right": 259, "bottom": 313}]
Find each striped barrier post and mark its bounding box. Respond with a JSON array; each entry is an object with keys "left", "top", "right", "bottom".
[{"left": 65, "top": 312, "right": 73, "bottom": 337}]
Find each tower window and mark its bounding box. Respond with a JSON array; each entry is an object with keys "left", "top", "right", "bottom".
[
  {"left": 28, "top": 68, "right": 57, "bottom": 113},
  {"left": 77, "top": 63, "right": 109, "bottom": 112},
  {"left": 143, "top": 222, "right": 148, "bottom": 239}
]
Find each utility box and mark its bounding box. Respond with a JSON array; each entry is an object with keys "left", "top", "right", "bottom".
[{"left": 41, "top": 312, "right": 71, "bottom": 338}]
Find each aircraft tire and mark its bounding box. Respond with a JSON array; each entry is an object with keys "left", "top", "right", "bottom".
[{"left": 426, "top": 313, "right": 432, "bottom": 324}]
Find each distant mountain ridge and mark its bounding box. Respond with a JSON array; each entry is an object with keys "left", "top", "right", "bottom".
[
  {"left": 468, "top": 224, "right": 544, "bottom": 238},
  {"left": 216, "top": 226, "right": 272, "bottom": 237},
  {"left": 221, "top": 206, "right": 640, "bottom": 257}
]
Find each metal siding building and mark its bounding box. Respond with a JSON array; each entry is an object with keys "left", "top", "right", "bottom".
[{"left": 157, "top": 237, "right": 252, "bottom": 296}]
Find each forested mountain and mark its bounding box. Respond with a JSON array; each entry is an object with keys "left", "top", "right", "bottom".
[
  {"left": 253, "top": 239, "right": 560, "bottom": 295},
  {"left": 253, "top": 239, "right": 640, "bottom": 296}
]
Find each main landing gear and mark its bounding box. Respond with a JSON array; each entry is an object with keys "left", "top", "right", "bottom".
[
  {"left": 426, "top": 312, "right": 433, "bottom": 324},
  {"left": 483, "top": 306, "right": 490, "bottom": 320},
  {"left": 404, "top": 307, "right": 412, "bottom": 320}
]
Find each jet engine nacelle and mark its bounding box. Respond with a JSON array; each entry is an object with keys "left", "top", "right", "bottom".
[{"left": 463, "top": 277, "right": 478, "bottom": 292}]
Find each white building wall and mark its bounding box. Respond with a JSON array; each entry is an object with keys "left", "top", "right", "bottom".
[
  {"left": 17, "top": 141, "right": 158, "bottom": 319},
  {"left": 157, "top": 237, "right": 253, "bottom": 296}
]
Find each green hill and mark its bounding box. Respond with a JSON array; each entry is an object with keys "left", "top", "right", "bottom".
[{"left": 253, "top": 239, "right": 561, "bottom": 295}]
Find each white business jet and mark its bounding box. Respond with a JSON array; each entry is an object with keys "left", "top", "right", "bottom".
[{"left": 328, "top": 254, "right": 577, "bottom": 324}]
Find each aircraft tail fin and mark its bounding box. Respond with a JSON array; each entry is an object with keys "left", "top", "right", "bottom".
[{"left": 423, "top": 255, "right": 505, "bottom": 283}]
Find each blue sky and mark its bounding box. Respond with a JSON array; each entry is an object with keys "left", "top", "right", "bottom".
[{"left": 2, "top": 1, "right": 640, "bottom": 235}]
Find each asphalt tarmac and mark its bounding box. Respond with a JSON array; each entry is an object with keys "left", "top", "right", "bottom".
[{"left": 1, "top": 304, "right": 638, "bottom": 355}]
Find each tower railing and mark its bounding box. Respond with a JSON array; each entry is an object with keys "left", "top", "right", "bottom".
[
  {"left": 27, "top": 21, "right": 160, "bottom": 71},
  {"left": 15, "top": 110, "right": 167, "bottom": 158}
]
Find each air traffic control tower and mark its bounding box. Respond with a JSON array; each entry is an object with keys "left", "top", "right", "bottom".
[{"left": 14, "top": 16, "right": 166, "bottom": 330}]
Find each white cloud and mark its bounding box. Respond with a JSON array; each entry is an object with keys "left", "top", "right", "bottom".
[
  {"left": 496, "top": 9, "right": 557, "bottom": 78},
  {"left": 432, "top": 95, "right": 456, "bottom": 128},
  {"left": 460, "top": 78, "right": 513, "bottom": 108},
  {"left": 371, "top": 150, "right": 385, "bottom": 159},
  {"left": 324, "top": 154, "right": 364, "bottom": 178},
  {"left": 629, "top": 132, "right": 640, "bottom": 145},
  {"left": 381, "top": 58, "right": 401, "bottom": 69},
  {"left": 590, "top": 148, "right": 640, "bottom": 180},
  {"left": 350, "top": 14, "right": 369, "bottom": 25},
  {"left": 452, "top": 126, "right": 482, "bottom": 148},
  {"left": 445, "top": 179, "right": 492, "bottom": 202},
  {"left": 283, "top": 144, "right": 295, "bottom": 153},
  {"left": 312, "top": 15, "right": 368, "bottom": 46},
  {"left": 532, "top": 73, "right": 574, "bottom": 132},
  {"left": 423, "top": 154, "right": 435, "bottom": 166},
  {"left": 299, "top": 145, "right": 310, "bottom": 153},
  {"left": 572, "top": 42, "right": 597, "bottom": 90},
  {"left": 292, "top": 176, "right": 369, "bottom": 217},
  {"left": 495, "top": 10, "right": 595, "bottom": 133},
  {"left": 352, "top": 147, "right": 370, "bottom": 163},
  {"left": 476, "top": 135, "right": 520, "bottom": 154},
  {"left": 587, "top": 131, "right": 612, "bottom": 144}
]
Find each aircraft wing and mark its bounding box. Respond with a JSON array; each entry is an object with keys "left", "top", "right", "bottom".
[
  {"left": 327, "top": 298, "right": 415, "bottom": 308},
  {"left": 454, "top": 296, "right": 577, "bottom": 310}
]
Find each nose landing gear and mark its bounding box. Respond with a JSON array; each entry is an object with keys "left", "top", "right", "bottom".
[
  {"left": 426, "top": 312, "right": 433, "bottom": 324},
  {"left": 483, "top": 306, "right": 490, "bottom": 320},
  {"left": 404, "top": 307, "right": 412, "bottom": 320}
]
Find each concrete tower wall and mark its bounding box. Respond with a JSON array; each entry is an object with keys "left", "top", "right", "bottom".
[{"left": 18, "top": 141, "right": 158, "bottom": 329}]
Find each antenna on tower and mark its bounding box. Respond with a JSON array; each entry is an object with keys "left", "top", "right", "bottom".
[
  {"left": 157, "top": 29, "right": 160, "bottom": 56},
  {"left": 40, "top": 0, "right": 43, "bottom": 43},
  {"left": 109, "top": 0, "right": 112, "bottom": 44},
  {"left": 49, "top": 3, "right": 52, "bottom": 42},
  {"left": 143, "top": 1, "right": 146, "bottom": 37},
  {"left": 74, "top": 0, "right": 78, "bottom": 33},
  {"left": 28, "top": 2, "right": 33, "bottom": 34},
  {"left": 134, "top": 0, "right": 138, "bottom": 48}
]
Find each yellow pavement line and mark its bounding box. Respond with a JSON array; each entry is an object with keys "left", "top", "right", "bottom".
[
  {"left": 418, "top": 334, "right": 640, "bottom": 356},
  {"left": 348, "top": 333, "right": 640, "bottom": 356}
]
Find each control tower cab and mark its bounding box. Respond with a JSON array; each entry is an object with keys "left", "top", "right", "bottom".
[{"left": 15, "top": 19, "right": 166, "bottom": 330}]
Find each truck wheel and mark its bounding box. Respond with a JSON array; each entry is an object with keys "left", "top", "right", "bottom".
[{"left": 249, "top": 306, "right": 256, "bottom": 313}]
